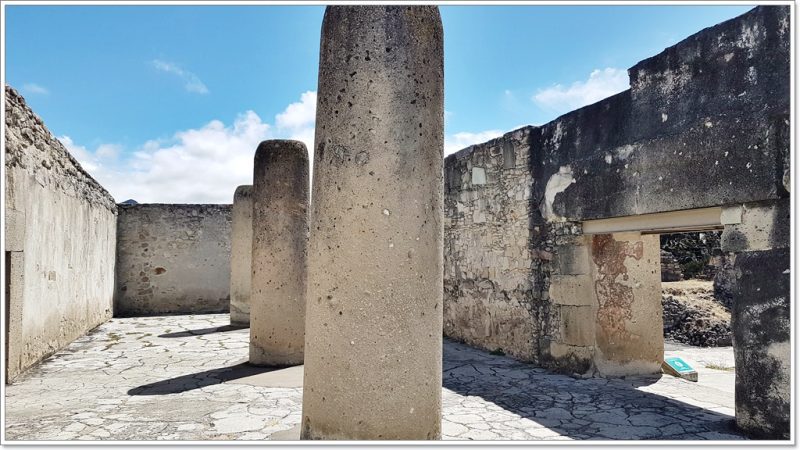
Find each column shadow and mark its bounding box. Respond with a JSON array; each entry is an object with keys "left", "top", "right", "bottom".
[
  {"left": 158, "top": 324, "right": 248, "bottom": 338},
  {"left": 128, "top": 362, "right": 276, "bottom": 395},
  {"left": 442, "top": 339, "right": 742, "bottom": 440}
]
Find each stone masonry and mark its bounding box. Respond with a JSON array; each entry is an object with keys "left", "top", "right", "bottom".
[
  {"left": 2, "top": 3, "right": 791, "bottom": 442},
  {"left": 443, "top": 5, "right": 789, "bottom": 438},
  {"left": 115, "top": 204, "right": 232, "bottom": 316},
  {"left": 444, "top": 127, "right": 537, "bottom": 363}
]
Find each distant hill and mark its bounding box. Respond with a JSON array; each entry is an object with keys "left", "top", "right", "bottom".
[{"left": 120, "top": 199, "right": 138, "bottom": 205}]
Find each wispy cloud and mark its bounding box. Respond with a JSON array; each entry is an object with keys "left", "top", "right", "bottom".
[
  {"left": 151, "top": 59, "right": 209, "bottom": 94},
  {"left": 22, "top": 83, "right": 49, "bottom": 95},
  {"left": 445, "top": 130, "right": 504, "bottom": 155},
  {"left": 532, "top": 68, "right": 629, "bottom": 114}
]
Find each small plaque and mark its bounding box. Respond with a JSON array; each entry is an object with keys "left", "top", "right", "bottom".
[{"left": 662, "top": 357, "right": 698, "bottom": 382}]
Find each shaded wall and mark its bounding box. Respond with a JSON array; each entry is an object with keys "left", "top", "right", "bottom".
[
  {"left": 114, "top": 204, "right": 232, "bottom": 316},
  {"left": 4, "top": 86, "right": 117, "bottom": 382}
]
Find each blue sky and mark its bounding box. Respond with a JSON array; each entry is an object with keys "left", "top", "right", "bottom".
[{"left": 5, "top": 4, "right": 753, "bottom": 203}]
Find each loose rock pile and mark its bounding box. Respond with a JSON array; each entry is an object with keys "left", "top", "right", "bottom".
[
  {"left": 659, "top": 232, "right": 722, "bottom": 281},
  {"left": 660, "top": 250, "right": 683, "bottom": 282},
  {"left": 661, "top": 281, "right": 732, "bottom": 347}
]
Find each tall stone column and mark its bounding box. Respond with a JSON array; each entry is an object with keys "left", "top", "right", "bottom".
[
  {"left": 301, "top": 6, "right": 444, "bottom": 440},
  {"left": 720, "top": 199, "right": 790, "bottom": 439},
  {"left": 230, "top": 185, "right": 253, "bottom": 327},
  {"left": 249, "top": 140, "right": 309, "bottom": 366}
]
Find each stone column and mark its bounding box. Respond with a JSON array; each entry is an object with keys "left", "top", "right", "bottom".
[
  {"left": 230, "top": 185, "right": 253, "bottom": 327},
  {"left": 301, "top": 6, "right": 444, "bottom": 440},
  {"left": 249, "top": 140, "right": 309, "bottom": 366},
  {"left": 720, "top": 199, "right": 790, "bottom": 439}
]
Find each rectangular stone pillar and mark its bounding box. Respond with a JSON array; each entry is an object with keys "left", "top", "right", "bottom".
[
  {"left": 546, "top": 230, "right": 595, "bottom": 373},
  {"left": 590, "top": 232, "right": 663, "bottom": 376},
  {"left": 5, "top": 208, "right": 25, "bottom": 383},
  {"left": 721, "top": 199, "right": 790, "bottom": 439}
]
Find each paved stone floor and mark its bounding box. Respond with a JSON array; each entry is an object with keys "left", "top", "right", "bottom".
[{"left": 4, "top": 314, "right": 745, "bottom": 441}]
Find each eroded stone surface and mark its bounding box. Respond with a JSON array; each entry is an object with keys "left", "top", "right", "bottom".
[
  {"left": 5, "top": 314, "right": 745, "bottom": 441},
  {"left": 229, "top": 185, "right": 253, "bottom": 327},
  {"left": 249, "top": 140, "right": 308, "bottom": 366},
  {"left": 302, "top": 5, "right": 444, "bottom": 440}
]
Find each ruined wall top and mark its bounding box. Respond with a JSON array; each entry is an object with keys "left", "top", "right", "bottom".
[
  {"left": 117, "top": 203, "right": 232, "bottom": 211},
  {"left": 4, "top": 85, "right": 117, "bottom": 213},
  {"left": 447, "top": 5, "right": 789, "bottom": 222}
]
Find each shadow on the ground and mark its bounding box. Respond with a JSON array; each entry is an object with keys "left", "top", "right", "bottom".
[
  {"left": 158, "top": 325, "right": 248, "bottom": 338},
  {"left": 442, "top": 339, "right": 741, "bottom": 440},
  {"left": 128, "top": 362, "right": 277, "bottom": 395}
]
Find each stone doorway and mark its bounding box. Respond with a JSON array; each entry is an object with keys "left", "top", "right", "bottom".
[{"left": 578, "top": 207, "right": 727, "bottom": 377}]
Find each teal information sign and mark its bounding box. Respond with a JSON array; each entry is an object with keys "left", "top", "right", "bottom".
[{"left": 665, "top": 357, "right": 694, "bottom": 373}]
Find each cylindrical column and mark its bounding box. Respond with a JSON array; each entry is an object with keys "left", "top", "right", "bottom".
[
  {"left": 249, "top": 140, "right": 309, "bottom": 366},
  {"left": 301, "top": 6, "right": 444, "bottom": 440},
  {"left": 230, "top": 185, "right": 253, "bottom": 327}
]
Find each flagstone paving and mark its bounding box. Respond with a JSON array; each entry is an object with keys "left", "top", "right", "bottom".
[{"left": 4, "top": 314, "right": 744, "bottom": 441}]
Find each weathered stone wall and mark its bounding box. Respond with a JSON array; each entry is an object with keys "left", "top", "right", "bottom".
[
  {"left": 543, "top": 6, "right": 789, "bottom": 221},
  {"left": 443, "top": 6, "right": 788, "bottom": 373},
  {"left": 443, "top": 127, "right": 538, "bottom": 361},
  {"left": 720, "top": 199, "right": 790, "bottom": 439},
  {"left": 114, "top": 204, "right": 232, "bottom": 316},
  {"left": 443, "top": 5, "right": 789, "bottom": 438},
  {"left": 4, "top": 85, "right": 117, "bottom": 382}
]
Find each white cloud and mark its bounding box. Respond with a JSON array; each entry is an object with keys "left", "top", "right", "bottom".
[
  {"left": 445, "top": 130, "right": 504, "bottom": 155},
  {"left": 276, "top": 91, "right": 316, "bottom": 130},
  {"left": 273, "top": 91, "right": 317, "bottom": 153},
  {"left": 95, "top": 143, "right": 122, "bottom": 159},
  {"left": 60, "top": 91, "right": 319, "bottom": 204},
  {"left": 22, "top": 83, "right": 49, "bottom": 95},
  {"left": 532, "top": 68, "right": 629, "bottom": 114},
  {"left": 61, "top": 90, "right": 512, "bottom": 203},
  {"left": 152, "top": 59, "right": 209, "bottom": 94}
]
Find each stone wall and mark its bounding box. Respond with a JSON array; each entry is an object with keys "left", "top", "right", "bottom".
[
  {"left": 542, "top": 6, "right": 789, "bottom": 221},
  {"left": 114, "top": 204, "right": 232, "bottom": 316},
  {"left": 443, "top": 5, "right": 789, "bottom": 437},
  {"left": 4, "top": 85, "right": 117, "bottom": 382},
  {"left": 443, "top": 127, "right": 538, "bottom": 361},
  {"left": 444, "top": 6, "right": 787, "bottom": 367}
]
